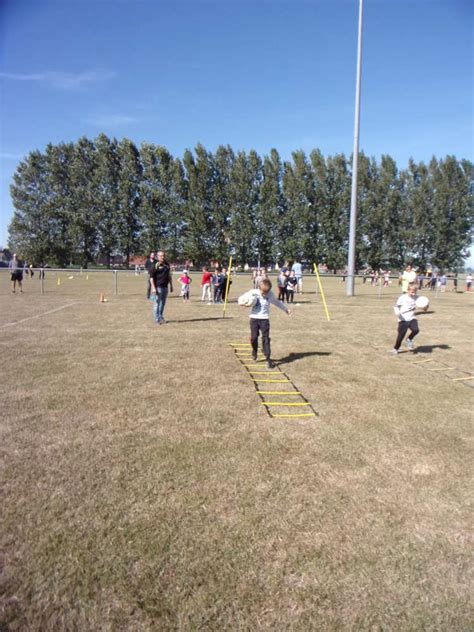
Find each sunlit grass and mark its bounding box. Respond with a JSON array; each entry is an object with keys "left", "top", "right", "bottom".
[{"left": 1, "top": 270, "right": 472, "bottom": 629}]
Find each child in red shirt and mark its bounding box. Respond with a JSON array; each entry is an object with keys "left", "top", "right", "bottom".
[{"left": 201, "top": 266, "right": 212, "bottom": 303}]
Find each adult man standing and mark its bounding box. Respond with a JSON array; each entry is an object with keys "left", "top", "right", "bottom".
[
  {"left": 145, "top": 251, "right": 155, "bottom": 299},
  {"left": 149, "top": 250, "right": 173, "bottom": 324},
  {"left": 292, "top": 259, "right": 303, "bottom": 294}
]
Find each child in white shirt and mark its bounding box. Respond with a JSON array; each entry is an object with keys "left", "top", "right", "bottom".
[
  {"left": 239, "top": 279, "right": 291, "bottom": 368},
  {"left": 392, "top": 282, "right": 427, "bottom": 354}
]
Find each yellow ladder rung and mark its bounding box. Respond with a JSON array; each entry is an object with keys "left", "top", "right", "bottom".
[
  {"left": 427, "top": 367, "right": 455, "bottom": 372},
  {"left": 252, "top": 379, "right": 290, "bottom": 383},
  {"left": 257, "top": 391, "right": 302, "bottom": 395},
  {"left": 262, "top": 402, "right": 311, "bottom": 407},
  {"left": 271, "top": 413, "right": 316, "bottom": 418},
  {"left": 452, "top": 376, "right": 474, "bottom": 382},
  {"left": 412, "top": 359, "right": 433, "bottom": 364},
  {"left": 243, "top": 364, "right": 264, "bottom": 367},
  {"left": 228, "top": 343, "right": 251, "bottom": 346},
  {"left": 249, "top": 371, "right": 280, "bottom": 375}
]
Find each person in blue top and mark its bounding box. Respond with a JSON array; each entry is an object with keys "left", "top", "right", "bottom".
[{"left": 291, "top": 260, "right": 303, "bottom": 294}]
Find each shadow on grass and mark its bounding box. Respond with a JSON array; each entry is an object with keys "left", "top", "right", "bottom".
[
  {"left": 277, "top": 351, "right": 331, "bottom": 365},
  {"left": 414, "top": 344, "right": 450, "bottom": 354},
  {"left": 169, "top": 317, "right": 233, "bottom": 323}
]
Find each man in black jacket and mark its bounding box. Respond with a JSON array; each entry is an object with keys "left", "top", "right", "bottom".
[
  {"left": 149, "top": 250, "right": 173, "bottom": 324},
  {"left": 145, "top": 251, "right": 155, "bottom": 299}
]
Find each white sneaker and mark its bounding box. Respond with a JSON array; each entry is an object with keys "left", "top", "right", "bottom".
[
  {"left": 406, "top": 339, "right": 414, "bottom": 350},
  {"left": 391, "top": 348, "right": 399, "bottom": 355}
]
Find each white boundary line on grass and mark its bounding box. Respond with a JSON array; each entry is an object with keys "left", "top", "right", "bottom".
[{"left": 0, "top": 302, "right": 80, "bottom": 330}]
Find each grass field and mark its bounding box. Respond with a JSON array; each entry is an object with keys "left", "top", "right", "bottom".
[{"left": 1, "top": 270, "right": 472, "bottom": 630}]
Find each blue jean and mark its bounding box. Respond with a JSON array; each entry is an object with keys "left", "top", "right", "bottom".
[{"left": 153, "top": 287, "right": 169, "bottom": 322}]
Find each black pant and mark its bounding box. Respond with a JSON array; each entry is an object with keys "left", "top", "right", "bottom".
[
  {"left": 250, "top": 318, "right": 271, "bottom": 359},
  {"left": 394, "top": 319, "right": 419, "bottom": 350}
]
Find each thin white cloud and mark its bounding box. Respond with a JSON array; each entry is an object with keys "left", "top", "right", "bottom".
[
  {"left": 0, "top": 151, "right": 25, "bottom": 160},
  {"left": 84, "top": 114, "right": 140, "bottom": 127},
  {"left": 0, "top": 69, "right": 116, "bottom": 90}
]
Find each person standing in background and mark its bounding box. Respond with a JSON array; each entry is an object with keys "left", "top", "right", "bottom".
[
  {"left": 291, "top": 259, "right": 303, "bottom": 293},
  {"left": 9, "top": 253, "right": 24, "bottom": 293},
  {"left": 149, "top": 251, "right": 173, "bottom": 324},
  {"left": 145, "top": 251, "right": 155, "bottom": 299}
]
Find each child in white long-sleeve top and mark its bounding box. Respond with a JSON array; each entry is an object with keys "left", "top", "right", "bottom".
[
  {"left": 392, "top": 282, "right": 427, "bottom": 354},
  {"left": 239, "top": 279, "right": 291, "bottom": 369}
]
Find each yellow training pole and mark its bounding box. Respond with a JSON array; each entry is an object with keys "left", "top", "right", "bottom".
[
  {"left": 313, "top": 263, "right": 331, "bottom": 322},
  {"left": 222, "top": 255, "right": 233, "bottom": 318}
]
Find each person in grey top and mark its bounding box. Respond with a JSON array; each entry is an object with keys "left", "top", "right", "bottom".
[{"left": 9, "top": 253, "right": 24, "bottom": 293}]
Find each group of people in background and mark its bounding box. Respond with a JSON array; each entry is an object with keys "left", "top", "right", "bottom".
[
  {"left": 252, "top": 260, "right": 303, "bottom": 304},
  {"left": 360, "top": 264, "right": 470, "bottom": 293}
]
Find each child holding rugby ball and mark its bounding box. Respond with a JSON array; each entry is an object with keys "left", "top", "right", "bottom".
[
  {"left": 239, "top": 278, "right": 291, "bottom": 369},
  {"left": 392, "top": 281, "right": 429, "bottom": 354}
]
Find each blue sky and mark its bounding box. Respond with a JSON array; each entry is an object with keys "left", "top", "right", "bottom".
[{"left": 1, "top": 0, "right": 472, "bottom": 260}]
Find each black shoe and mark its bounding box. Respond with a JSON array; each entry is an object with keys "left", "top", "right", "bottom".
[
  {"left": 252, "top": 352, "right": 257, "bottom": 361},
  {"left": 266, "top": 359, "right": 275, "bottom": 369}
]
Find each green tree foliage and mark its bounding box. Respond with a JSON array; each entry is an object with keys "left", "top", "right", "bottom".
[
  {"left": 315, "top": 153, "right": 351, "bottom": 270},
  {"left": 9, "top": 150, "right": 54, "bottom": 266},
  {"left": 209, "top": 145, "right": 235, "bottom": 263},
  {"left": 94, "top": 134, "right": 120, "bottom": 267},
  {"left": 117, "top": 139, "right": 142, "bottom": 268},
  {"left": 182, "top": 144, "right": 215, "bottom": 265},
  {"left": 359, "top": 154, "right": 405, "bottom": 270},
  {"left": 430, "top": 156, "right": 473, "bottom": 270},
  {"left": 258, "top": 149, "right": 283, "bottom": 266},
  {"left": 229, "top": 150, "right": 262, "bottom": 267},
  {"left": 282, "top": 150, "right": 318, "bottom": 263},
  {"left": 7, "top": 135, "right": 473, "bottom": 270},
  {"left": 68, "top": 137, "right": 100, "bottom": 267}
]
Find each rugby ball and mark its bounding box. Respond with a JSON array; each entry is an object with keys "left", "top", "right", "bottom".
[
  {"left": 238, "top": 290, "right": 259, "bottom": 307},
  {"left": 416, "top": 295, "right": 429, "bottom": 309}
]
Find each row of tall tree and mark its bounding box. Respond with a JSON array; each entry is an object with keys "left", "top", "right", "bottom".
[{"left": 8, "top": 134, "right": 473, "bottom": 270}]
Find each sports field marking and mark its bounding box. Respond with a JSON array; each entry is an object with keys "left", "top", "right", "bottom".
[
  {"left": 427, "top": 367, "right": 455, "bottom": 372},
  {"left": 262, "top": 402, "right": 311, "bottom": 407},
  {"left": 452, "top": 376, "right": 474, "bottom": 382},
  {"left": 0, "top": 302, "right": 80, "bottom": 330}
]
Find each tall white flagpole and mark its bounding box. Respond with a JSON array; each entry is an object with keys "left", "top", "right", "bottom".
[{"left": 347, "top": 0, "right": 364, "bottom": 297}]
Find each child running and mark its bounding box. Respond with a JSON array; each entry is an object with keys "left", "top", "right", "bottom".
[
  {"left": 392, "top": 281, "right": 428, "bottom": 354},
  {"left": 178, "top": 270, "right": 192, "bottom": 302},
  {"left": 240, "top": 278, "right": 291, "bottom": 369}
]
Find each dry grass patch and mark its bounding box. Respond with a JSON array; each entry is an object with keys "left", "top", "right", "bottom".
[{"left": 1, "top": 271, "right": 472, "bottom": 629}]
